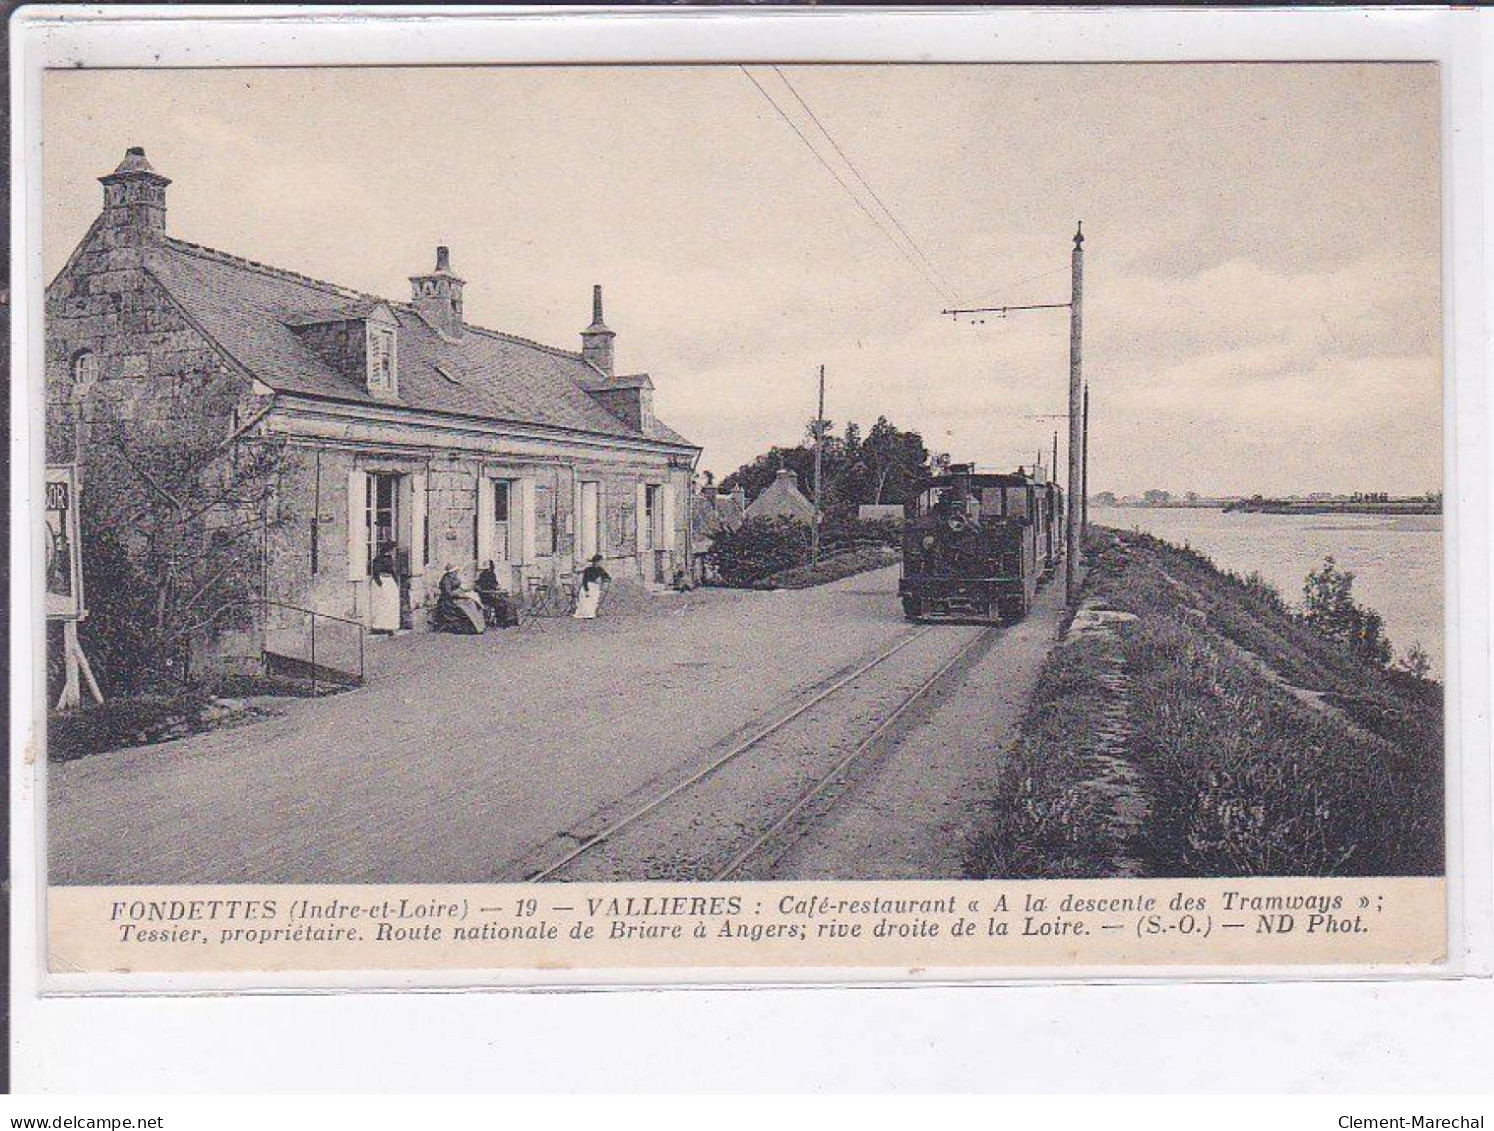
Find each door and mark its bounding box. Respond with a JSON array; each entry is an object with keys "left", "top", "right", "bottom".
[
  {"left": 644, "top": 484, "right": 665, "bottom": 582},
  {"left": 367, "top": 471, "right": 409, "bottom": 625},
  {"left": 579, "top": 481, "right": 600, "bottom": 561},
  {"left": 368, "top": 472, "right": 401, "bottom": 567}
]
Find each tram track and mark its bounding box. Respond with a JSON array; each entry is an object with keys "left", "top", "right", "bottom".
[{"left": 513, "top": 622, "right": 995, "bottom": 883}]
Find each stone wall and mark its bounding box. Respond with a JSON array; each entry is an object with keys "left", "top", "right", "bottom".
[{"left": 46, "top": 205, "right": 275, "bottom": 685}]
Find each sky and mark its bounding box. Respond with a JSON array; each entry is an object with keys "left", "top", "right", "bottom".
[{"left": 43, "top": 64, "right": 1442, "bottom": 497}]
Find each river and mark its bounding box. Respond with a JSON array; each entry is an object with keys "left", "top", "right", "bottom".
[{"left": 1089, "top": 506, "right": 1445, "bottom": 677}]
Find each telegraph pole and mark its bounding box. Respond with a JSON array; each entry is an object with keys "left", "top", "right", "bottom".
[
  {"left": 1065, "top": 223, "right": 1085, "bottom": 604},
  {"left": 811, "top": 363, "right": 825, "bottom": 566},
  {"left": 941, "top": 223, "right": 1087, "bottom": 604}
]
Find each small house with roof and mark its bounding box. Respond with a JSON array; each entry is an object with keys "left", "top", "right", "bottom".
[
  {"left": 743, "top": 468, "right": 816, "bottom": 523},
  {"left": 47, "top": 148, "right": 700, "bottom": 675}
]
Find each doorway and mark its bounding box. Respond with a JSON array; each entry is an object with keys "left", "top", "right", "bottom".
[{"left": 579, "top": 481, "right": 600, "bottom": 562}]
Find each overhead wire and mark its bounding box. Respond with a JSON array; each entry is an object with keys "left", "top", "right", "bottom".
[
  {"left": 770, "top": 65, "right": 959, "bottom": 301},
  {"left": 739, "top": 65, "right": 956, "bottom": 305}
]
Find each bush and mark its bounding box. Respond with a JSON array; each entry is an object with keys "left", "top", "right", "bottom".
[
  {"left": 1303, "top": 556, "right": 1393, "bottom": 666},
  {"left": 707, "top": 517, "right": 811, "bottom": 587},
  {"left": 707, "top": 516, "right": 901, "bottom": 587},
  {"left": 49, "top": 692, "right": 211, "bottom": 761}
]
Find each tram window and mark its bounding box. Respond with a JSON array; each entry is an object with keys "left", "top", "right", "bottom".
[
  {"left": 1004, "top": 488, "right": 1031, "bottom": 520},
  {"left": 979, "top": 488, "right": 1004, "bottom": 517}
]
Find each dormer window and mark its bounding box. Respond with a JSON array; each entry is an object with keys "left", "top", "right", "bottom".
[{"left": 367, "top": 323, "right": 397, "bottom": 397}]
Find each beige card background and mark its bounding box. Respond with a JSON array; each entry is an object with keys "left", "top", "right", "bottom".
[{"left": 50, "top": 878, "right": 1446, "bottom": 976}]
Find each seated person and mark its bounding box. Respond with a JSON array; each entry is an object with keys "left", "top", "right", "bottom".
[
  {"left": 434, "top": 563, "right": 485, "bottom": 634},
  {"left": 475, "top": 560, "right": 519, "bottom": 628}
]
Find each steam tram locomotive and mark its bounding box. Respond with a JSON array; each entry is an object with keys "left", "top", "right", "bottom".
[{"left": 898, "top": 464, "right": 1063, "bottom": 624}]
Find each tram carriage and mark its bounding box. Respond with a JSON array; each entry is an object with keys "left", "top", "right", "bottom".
[{"left": 898, "top": 463, "right": 1063, "bottom": 624}]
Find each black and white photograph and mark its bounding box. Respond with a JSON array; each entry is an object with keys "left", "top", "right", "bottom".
[{"left": 34, "top": 60, "right": 1450, "bottom": 964}]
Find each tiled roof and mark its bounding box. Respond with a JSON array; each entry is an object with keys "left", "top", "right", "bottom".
[
  {"left": 744, "top": 473, "right": 815, "bottom": 521},
  {"left": 145, "top": 238, "right": 697, "bottom": 449},
  {"left": 691, "top": 492, "right": 745, "bottom": 539}
]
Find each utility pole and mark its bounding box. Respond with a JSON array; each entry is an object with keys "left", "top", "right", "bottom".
[
  {"left": 811, "top": 363, "right": 825, "bottom": 566},
  {"left": 942, "top": 223, "right": 1087, "bottom": 604},
  {"left": 1065, "top": 222, "right": 1085, "bottom": 604},
  {"left": 1053, "top": 431, "right": 1059, "bottom": 490},
  {"left": 1081, "top": 382, "right": 1090, "bottom": 544}
]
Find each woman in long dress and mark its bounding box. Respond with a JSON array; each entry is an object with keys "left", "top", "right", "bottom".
[
  {"left": 369, "top": 543, "right": 401, "bottom": 635},
  {"left": 572, "top": 554, "right": 610, "bottom": 620},
  {"left": 435, "top": 563, "right": 486, "bottom": 634}
]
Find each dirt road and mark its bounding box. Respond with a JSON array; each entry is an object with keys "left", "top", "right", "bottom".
[{"left": 49, "top": 566, "right": 1063, "bottom": 884}]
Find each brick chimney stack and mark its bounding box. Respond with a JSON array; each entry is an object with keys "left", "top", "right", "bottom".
[
  {"left": 98, "top": 147, "right": 170, "bottom": 248},
  {"left": 410, "top": 245, "right": 465, "bottom": 340},
  {"left": 580, "top": 285, "right": 615, "bottom": 377}
]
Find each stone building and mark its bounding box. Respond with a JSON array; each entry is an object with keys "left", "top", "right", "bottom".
[
  {"left": 743, "top": 468, "right": 816, "bottom": 523},
  {"left": 47, "top": 148, "right": 699, "bottom": 676}
]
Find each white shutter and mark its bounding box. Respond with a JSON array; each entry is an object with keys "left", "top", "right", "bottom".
[
  {"left": 476, "top": 475, "right": 494, "bottom": 566},
  {"left": 347, "top": 469, "right": 368, "bottom": 581},
  {"left": 597, "top": 480, "right": 608, "bottom": 555},
  {"left": 520, "top": 477, "right": 537, "bottom": 565},
  {"left": 662, "top": 480, "right": 677, "bottom": 550},
  {"left": 636, "top": 482, "right": 648, "bottom": 555},
  {"left": 409, "top": 471, "right": 427, "bottom": 575}
]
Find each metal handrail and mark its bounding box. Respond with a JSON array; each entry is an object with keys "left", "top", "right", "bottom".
[{"left": 261, "top": 598, "right": 366, "bottom": 696}]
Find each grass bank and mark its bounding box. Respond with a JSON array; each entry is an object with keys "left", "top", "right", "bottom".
[
  {"left": 46, "top": 672, "right": 339, "bottom": 761},
  {"left": 975, "top": 527, "right": 1443, "bottom": 878}
]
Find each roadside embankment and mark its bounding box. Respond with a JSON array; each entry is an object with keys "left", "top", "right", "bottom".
[{"left": 974, "top": 527, "right": 1443, "bottom": 879}]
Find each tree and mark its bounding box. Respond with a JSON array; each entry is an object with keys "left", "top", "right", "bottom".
[
  {"left": 857, "top": 416, "right": 933, "bottom": 505},
  {"left": 1396, "top": 642, "right": 1433, "bottom": 681},
  {"left": 78, "top": 408, "right": 288, "bottom": 692},
  {"left": 1302, "top": 556, "right": 1393, "bottom": 667},
  {"left": 722, "top": 415, "right": 938, "bottom": 517}
]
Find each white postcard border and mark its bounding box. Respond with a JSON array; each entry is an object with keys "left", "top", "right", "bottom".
[{"left": 9, "top": 5, "right": 1491, "bottom": 1004}]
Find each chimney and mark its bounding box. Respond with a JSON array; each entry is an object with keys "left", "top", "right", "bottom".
[
  {"left": 409, "top": 245, "right": 465, "bottom": 340},
  {"left": 98, "top": 146, "right": 170, "bottom": 248},
  {"left": 580, "top": 285, "right": 615, "bottom": 377}
]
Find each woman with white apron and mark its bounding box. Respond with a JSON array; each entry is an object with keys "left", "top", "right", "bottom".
[
  {"left": 369, "top": 543, "right": 401, "bottom": 635},
  {"left": 572, "top": 554, "right": 610, "bottom": 619}
]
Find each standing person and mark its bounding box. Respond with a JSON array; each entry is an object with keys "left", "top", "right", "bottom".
[
  {"left": 369, "top": 542, "right": 401, "bottom": 635},
  {"left": 572, "top": 554, "right": 610, "bottom": 620}
]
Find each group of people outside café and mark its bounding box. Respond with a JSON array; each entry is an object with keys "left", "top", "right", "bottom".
[{"left": 366, "top": 545, "right": 613, "bottom": 637}]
